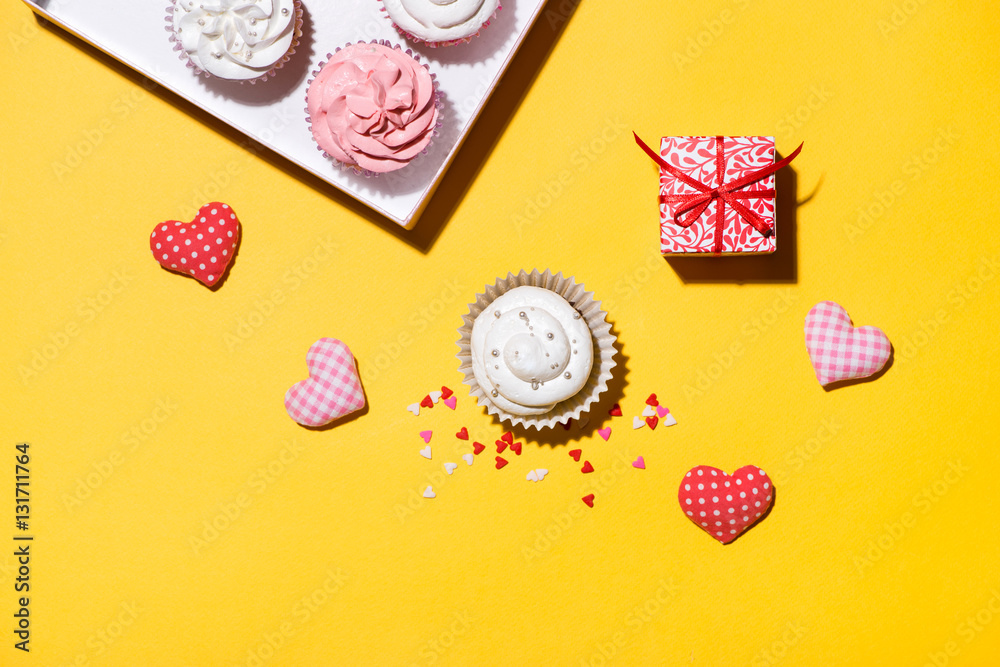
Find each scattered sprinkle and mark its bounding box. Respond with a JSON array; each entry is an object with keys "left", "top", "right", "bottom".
[
  {"left": 429, "top": 390, "right": 443, "bottom": 403},
  {"left": 568, "top": 449, "right": 582, "bottom": 462},
  {"left": 500, "top": 432, "right": 513, "bottom": 445},
  {"left": 646, "top": 393, "right": 659, "bottom": 407},
  {"left": 609, "top": 403, "right": 622, "bottom": 416},
  {"left": 419, "top": 430, "right": 433, "bottom": 443},
  {"left": 656, "top": 405, "right": 670, "bottom": 418},
  {"left": 423, "top": 486, "right": 436, "bottom": 499},
  {"left": 495, "top": 456, "right": 508, "bottom": 470},
  {"left": 510, "top": 441, "right": 522, "bottom": 456},
  {"left": 443, "top": 396, "right": 457, "bottom": 410},
  {"left": 496, "top": 439, "right": 508, "bottom": 454},
  {"left": 598, "top": 427, "right": 611, "bottom": 441},
  {"left": 581, "top": 461, "right": 594, "bottom": 474},
  {"left": 582, "top": 494, "right": 595, "bottom": 508},
  {"left": 646, "top": 416, "right": 658, "bottom": 430},
  {"left": 642, "top": 405, "right": 656, "bottom": 418},
  {"left": 440, "top": 386, "right": 454, "bottom": 399},
  {"left": 633, "top": 456, "right": 645, "bottom": 469},
  {"left": 455, "top": 427, "right": 469, "bottom": 440},
  {"left": 444, "top": 462, "right": 458, "bottom": 475},
  {"left": 664, "top": 413, "right": 678, "bottom": 427},
  {"left": 420, "top": 395, "right": 433, "bottom": 409},
  {"left": 419, "top": 445, "right": 432, "bottom": 460},
  {"left": 407, "top": 403, "right": 420, "bottom": 416},
  {"left": 472, "top": 442, "right": 485, "bottom": 455},
  {"left": 463, "top": 453, "right": 474, "bottom": 465},
  {"left": 526, "top": 469, "right": 548, "bottom": 482},
  {"left": 632, "top": 416, "right": 645, "bottom": 430}
]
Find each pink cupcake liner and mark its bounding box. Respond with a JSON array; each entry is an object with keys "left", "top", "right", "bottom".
[
  {"left": 378, "top": 0, "right": 502, "bottom": 48},
  {"left": 165, "top": 0, "right": 303, "bottom": 84},
  {"left": 304, "top": 41, "right": 442, "bottom": 178}
]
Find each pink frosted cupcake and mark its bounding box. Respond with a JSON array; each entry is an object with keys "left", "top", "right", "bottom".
[
  {"left": 380, "top": 0, "right": 501, "bottom": 47},
  {"left": 167, "top": 0, "right": 303, "bottom": 82},
  {"left": 305, "top": 42, "right": 439, "bottom": 174}
]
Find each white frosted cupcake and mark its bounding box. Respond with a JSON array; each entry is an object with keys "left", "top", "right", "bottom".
[
  {"left": 167, "top": 0, "right": 303, "bottom": 82},
  {"left": 458, "top": 270, "right": 617, "bottom": 430},
  {"left": 380, "top": 0, "right": 501, "bottom": 47}
]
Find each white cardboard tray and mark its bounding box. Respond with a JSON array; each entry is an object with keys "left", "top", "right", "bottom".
[{"left": 23, "top": 0, "right": 545, "bottom": 228}]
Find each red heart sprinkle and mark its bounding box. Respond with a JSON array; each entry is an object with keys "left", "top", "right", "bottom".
[
  {"left": 495, "top": 456, "right": 508, "bottom": 470},
  {"left": 472, "top": 442, "right": 485, "bottom": 455},
  {"left": 568, "top": 449, "right": 582, "bottom": 462},
  {"left": 646, "top": 416, "right": 658, "bottom": 430},
  {"left": 456, "top": 427, "right": 469, "bottom": 440},
  {"left": 677, "top": 465, "right": 774, "bottom": 544},
  {"left": 646, "top": 393, "right": 659, "bottom": 406},
  {"left": 150, "top": 202, "right": 240, "bottom": 287},
  {"left": 510, "top": 441, "right": 522, "bottom": 456},
  {"left": 501, "top": 432, "right": 513, "bottom": 444},
  {"left": 441, "top": 386, "right": 454, "bottom": 399},
  {"left": 609, "top": 404, "right": 623, "bottom": 416},
  {"left": 582, "top": 494, "right": 595, "bottom": 508},
  {"left": 581, "top": 461, "right": 594, "bottom": 474},
  {"left": 420, "top": 395, "right": 433, "bottom": 409},
  {"left": 496, "top": 440, "right": 508, "bottom": 454}
]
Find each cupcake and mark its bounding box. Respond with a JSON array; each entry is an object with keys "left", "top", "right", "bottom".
[
  {"left": 458, "top": 270, "right": 617, "bottom": 430},
  {"left": 305, "top": 42, "right": 439, "bottom": 174},
  {"left": 168, "top": 0, "right": 302, "bottom": 82},
  {"left": 380, "top": 0, "right": 501, "bottom": 47}
]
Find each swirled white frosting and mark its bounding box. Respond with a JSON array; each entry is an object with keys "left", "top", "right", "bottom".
[
  {"left": 172, "top": 0, "right": 298, "bottom": 80},
  {"left": 471, "top": 287, "right": 593, "bottom": 416},
  {"left": 383, "top": 0, "right": 500, "bottom": 43}
]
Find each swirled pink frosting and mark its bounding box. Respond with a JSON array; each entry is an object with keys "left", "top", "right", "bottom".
[{"left": 307, "top": 43, "right": 438, "bottom": 173}]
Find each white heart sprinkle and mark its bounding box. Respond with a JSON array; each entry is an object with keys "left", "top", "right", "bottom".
[
  {"left": 429, "top": 391, "right": 443, "bottom": 403},
  {"left": 419, "top": 446, "right": 431, "bottom": 460},
  {"left": 663, "top": 413, "right": 678, "bottom": 427},
  {"left": 632, "top": 416, "right": 645, "bottom": 430},
  {"left": 642, "top": 405, "right": 656, "bottom": 417},
  {"left": 423, "top": 486, "right": 436, "bottom": 499},
  {"left": 407, "top": 403, "right": 420, "bottom": 416},
  {"left": 463, "top": 453, "right": 474, "bottom": 466},
  {"left": 526, "top": 469, "right": 548, "bottom": 482},
  {"left": 444, "top": 462, "right": 458, "bottom": 475}
]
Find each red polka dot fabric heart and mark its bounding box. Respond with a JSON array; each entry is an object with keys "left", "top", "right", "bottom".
[
  {"left": 804, "top": 301, "right": 891, "bottom": 386},
  {"left": 285, "top": 338, "right": 366, "bottom": 427},
  {"left": 678, "top": 465, "right": 773, "bottom": 544},
  {"left": 150, "top": 202, "right": 240, "bottom": 287}
]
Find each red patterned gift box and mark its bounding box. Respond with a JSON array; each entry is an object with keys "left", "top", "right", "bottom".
[{"left": 635, "top": 135, "right": 801, "bottom": 256}]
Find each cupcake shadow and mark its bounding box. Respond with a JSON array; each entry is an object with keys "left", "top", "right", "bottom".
[{"left": 407, "top": 0, "right": 519, "bottom": 66}]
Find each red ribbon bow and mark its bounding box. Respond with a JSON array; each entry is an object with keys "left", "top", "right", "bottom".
[{"left": 634, "top": 134, "right": 802, "bottom": 254}]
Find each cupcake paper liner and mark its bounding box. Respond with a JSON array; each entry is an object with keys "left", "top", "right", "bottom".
[
  {"left": 378, "top": 0, "right": 502, "bottom": 48},
  {"left": 166, "top": 0, "right": 304, "bottom": 84},
  {"left": 304, "top": 41, "right": 442, "bottom": 178},
  {"left": 457, "top": 270, "right": 617, "bottom": 431}
]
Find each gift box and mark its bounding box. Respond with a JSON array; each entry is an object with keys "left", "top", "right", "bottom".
[{"left": 635, "top": 135, "right": 802, "bottom": 256}]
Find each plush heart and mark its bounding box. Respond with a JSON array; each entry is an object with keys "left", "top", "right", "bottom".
[
  {"left": 284, "top": 338, "right": 366, "bottom": 427},
  {"left": 150, "top": 202, "right": 240, "bottom": 287},
  {"left": 678, "top": 465, "right": 773, "bottom": 544},
  {"left": 805, "top": 301, "right": 891, "bottom": 386}
]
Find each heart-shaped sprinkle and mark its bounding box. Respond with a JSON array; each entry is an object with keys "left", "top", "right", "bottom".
[
  {"left": 501, "top": 432, "right": 513, "bottom": 444},
  {"left": 441, "top": 386, "right": 454, "bottom": 399},
  {"left": 581, "top": 461, "right": 594, "bottom": 474},
  {"left": 456, "top": 427, "right": 469, "bottom": 440},
  {"left": 641, "top": 405, "right": 656, "bottom": 418},
  {"left": 663, "top": 413, "right": 678, "bottom": 427},
  {"left": 561, "top": 419, "right": 573, "bottom": 430},
  {"left": 495, "top": 456, "right": 508, "bottom": 470},
  {"left": 598, "top": 427, "right": 612, "bottom": 441},
  {"left": 609, "top": 404, "right": 623, "bottom": 416},
  {"left": 496, "top": 439, "right": 508, "bottom": 454},
  {"left": 805, "top": 301, "right": 892, "bottom": 386},
  {"left": 656, "top": 405, "right": 670, "bottom": 418},
  {"left": 472, "top": 442, "right": 485, "bottom": 455},
  {"left": 568, "top": 449, "right": 582, "bottom": 462},
  {"left": 526, "top": 469, "right": 548, "bottom": 482},
  {"left": 429, "top": 391, "right": 443, "bottom": 403},
  {"left": 284, "top": 338, "right": 366, "bottom": 427},
  {"left": 420, "top": 395, "right": 434, "bottom": 409},
  {"left": 633, "top": 456, "right": 645, "bottom": 469},
  {"left": 419, "top": 430, "right": 433, "bottom": 444},
  {"left": 406, "top": 403, "right": 420, "bottom": 416},
  {"left": 443, "top": 396, "right": 457, "bottom": 410},
  {"left": 419, "top": 445, "right": 432, "bottom": 459},
  {"left": 150, "top": 202, "right": 240, "bottom": 287},
  {"left": 444, "top": 462, "right": 458, "bottom": 475},
  {"left": 678, "top": 465, "right": 773, "bottom": 544},
  {"left": 632, "top": 416, "right": 645, "bottom": 430},
  {"left": 582, "top": 494, "right": 595, "bottom": 508},
  {"left": 646, "top": 416, "right": 658, "bottom": 430},
  {"left": 423, "top": 486, "right": 436, "bottom": 498},
  {"left": 463, "top": 453, "right": 474, "bottom": 465},
  {"left": 646, "top": 393, "right": 659, "bottom": 406},
  {"left": 510, "top": 441, "right": 522, "bottom": 456}
]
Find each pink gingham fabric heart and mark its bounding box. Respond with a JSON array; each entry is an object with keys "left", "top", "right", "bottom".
[
  {"left": 804, "top": 301, "right": 891, "bottom": 386},
  {"left": 285, "top": 338, "right": 366, "bottom": 426}
]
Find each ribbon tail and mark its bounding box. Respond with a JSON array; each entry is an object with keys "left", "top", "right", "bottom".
[
  {"left": 634, "top": 133, "right": 711, "bottom": 193},
  {"left": 725, "top": 142, "right": 804, "bottom": 192}
]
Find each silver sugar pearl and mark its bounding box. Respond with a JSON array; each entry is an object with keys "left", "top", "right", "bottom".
[
  {"left": 491, "top": 389, "right": 498, "bottom": 397},
  {"left": 531, "top": 380, "right": 540, "bottom": 390},
  {"left": 573, "top": 312, "right": 582, "bottom": 319},
  {"left": 564, "top": 372, "right": 572, "bottom": 379},
  {"left": 281, "top": 7, "right": 289, "bottom": 14},
  {"left": 519, "top": 311, "right": 527, "bottom": 319},
  {"left": 546, "top": 332, "right": 554, "bottom": 340},
  {"left": 491, "top": 349, "right": 499, "bottom": 357},
  {"left": 494, "top": 310, "right": 500, "bottom": 318}
]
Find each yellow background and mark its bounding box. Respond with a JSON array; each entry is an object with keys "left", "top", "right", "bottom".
[{"left": 3, "top": 0, "right": 999, "bottom": 664}]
